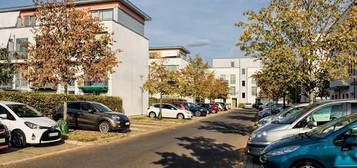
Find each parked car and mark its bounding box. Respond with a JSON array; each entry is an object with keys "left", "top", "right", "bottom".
[
  {"left": 187, "top": 103, "right": 208, "bottom": 117},
  {"left": 258, "top": 104, "right": 289, "bottom": 119},
  {"left": 257, "top": 103, "right": 308, "bottom": 127},
  {"left": 216, "top": 103, "right": 228, "bottom": 111},
  {"left": 171, "top": 102, "right": 189, "bottom": 111},
  {"left": 244, "top": 103, "right": 253, "bottom": 109},
  {"left": 259, "top": 101, "right": 274, "bottom": 111},
  {"left": 0, "top": 101, "right": 61, "bottom": 148},
  {"left": 210, "top": 103, "right": 219, "bottom": 113},
  {"left": 0, "top": 123, "right": 10, "bottom": 150},
  {"left": 53, "top": 101, "right": 130, "bottom": 133},
  {"left": 147, "top": 103, "right": 192, "bottom": 120},
  {"left": 260, "top": 113, "right": 357, "bottom": 168},
  {"left": 247, "top": 100, "right": 357, "bottom": 157},
  {"left": 198, "top": 104, "right": 213, "bottom": 113}
]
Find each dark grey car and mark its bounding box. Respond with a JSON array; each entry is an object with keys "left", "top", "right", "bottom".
[{"left": 53, "top": 101, "right": 130, "bottom": 133}]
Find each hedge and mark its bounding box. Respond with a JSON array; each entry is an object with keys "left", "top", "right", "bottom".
[
  {"left": 0, "top": 92, "right": 122, "bottom": 117},
  {"left": 149, "top": 97, "right": 186, "bottom": 105}
]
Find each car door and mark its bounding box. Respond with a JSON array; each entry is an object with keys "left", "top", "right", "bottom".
[
  {"left": 0, "top": 105, "right": 17, "bottom": 132},
  {"left": 332, "top": 126, "right": 357, "bottom": 167},
  {"left": 161, "top": 104, "right": 174, "bottom": 118},
  {"left": 166, "top": 104, "right": 178, "bottom": 118},
  {"left": 79, "top": 102, "right": 98, "bottom": 129},
  {"left": 67, "top": 102, "right": 81, "bottom": 128}
]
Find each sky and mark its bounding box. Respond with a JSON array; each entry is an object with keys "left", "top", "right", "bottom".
[{"left": 0, "top": 0, "right": 269, "bottom": 63}]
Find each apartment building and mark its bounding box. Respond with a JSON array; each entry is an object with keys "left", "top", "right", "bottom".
[
  {"left": 149, "top": 46, "right": 190, "bottom": 71},
  {"left": 0, "top": 0, "right": 151, "bottom": 116},
  {"left": 330, "top": 69, "right": 357, "bottom": 100},
  {"left": 209, "top": 57, "right": 262, "bottom": 108}
]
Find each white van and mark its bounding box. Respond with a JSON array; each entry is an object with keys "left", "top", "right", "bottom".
[{"left": 0, "top": 102, "right": 61, "bottom": 147}]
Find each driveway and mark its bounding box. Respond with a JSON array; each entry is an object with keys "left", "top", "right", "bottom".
[{"left": 5, "top": 109, "right": 256, "bottom": 168}]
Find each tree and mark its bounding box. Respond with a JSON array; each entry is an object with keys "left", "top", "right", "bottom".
[
  {"left": 237, "top": 0, "right": 356, "bottom": 104},
  {"left": 0, "top": 48, "right": 14, "bottom": 89},
  {"left": 179, "top": 55, "right": 209, "bottom": 102},
  {"left": 207, "top": 78, "right": 229, "bottom": 102},
  {"left": 18, "top": 0, "right": 119, "bottom": 124},
  {"left": 144, "top": 61, "right": 179, "bottom": 119}
]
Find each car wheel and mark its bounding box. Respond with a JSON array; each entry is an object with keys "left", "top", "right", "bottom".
[
  {"left": 292, "top": 160, "right": 323, "bottom": 168},
  {"left": 98, "top": 121, "right": 111, "bottom": 133},
  {"left": 177, "top": 114, "right": 184, "bottom": 120},
  {"left": 195, "top": 111, "right": 201, "bottom": 116},
  {"left": 11, "top": 130, "right": 27, "bottom": 148},
  {"left": 149, "top": 112, "right": 156, "bottom": 118}
]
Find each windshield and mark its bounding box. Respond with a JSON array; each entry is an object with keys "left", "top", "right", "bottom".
[
  {"left": 276, "top": 103, "right": 322, "bottom": 124},
  {"left": 92, "top": 103, "right": 112, "bottom": 113},
  {"left": 278, "top": 106, "right": 304, "bottom": 118},
  {"left": 8, "top": 104, "right": 43, "bottom": 118},
  {"left": 308, "top": 114, "right": 357, "bottom": 138}
]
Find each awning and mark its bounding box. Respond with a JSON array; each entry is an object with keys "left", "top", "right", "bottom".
[
  {"left": 79, "top": 86, "right": 108, "bottom": 93},
  {"left": 0, "top": 30, "right": 11, "bottom": 48}
]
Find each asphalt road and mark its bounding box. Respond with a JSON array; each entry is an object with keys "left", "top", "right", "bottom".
[{"left": 6, "top": 109, "right": 256, "bottom": 168}]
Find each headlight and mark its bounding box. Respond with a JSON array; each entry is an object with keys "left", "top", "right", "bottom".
[
  {"left": 266, "top": 146, "right": 300, "bottom": 156},
  {"left": 25, "top": 122, "right": 40, "bottom": 129},
  {"left": 112, "top": 115, "right": 121, "bottom": 120}
]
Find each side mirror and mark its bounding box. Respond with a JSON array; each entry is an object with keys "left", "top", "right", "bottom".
[
  {"left": 0, "top": 114, "right": 7, "bottom": 119},
  {"left": 307, "top": 121, "right": 317, "bottom": 129},
  {"left": 344, "top": 137, "right": 357, "bottom": 146}
]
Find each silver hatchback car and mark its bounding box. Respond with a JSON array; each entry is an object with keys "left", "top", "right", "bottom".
[{"left": 246, "top": 99, "right": 357, "bottom": 157}]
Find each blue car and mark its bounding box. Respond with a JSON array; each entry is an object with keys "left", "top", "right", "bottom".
[{"left": 260, "top": 113, "right": 357, "bottom": 168}]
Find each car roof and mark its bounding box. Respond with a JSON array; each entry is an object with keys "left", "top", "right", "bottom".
[{"left": 0, "top": 101, "right": 24, "bottom": 105}]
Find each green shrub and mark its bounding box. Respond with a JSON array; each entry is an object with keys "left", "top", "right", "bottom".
[
  {"left": 0, "top": 91, "right": 122, "bottom": 117},
  {"left": 238, "top": 103, "right": 245, "bottom": 108},
  {"left": 149, "top": 97, "right": 186, "bottom": 105}
]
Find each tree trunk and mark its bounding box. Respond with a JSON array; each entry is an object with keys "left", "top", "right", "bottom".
[
  {"left": 283, "top": 92, "right": 286, "bottom": 107},
  {"left": 63, "top": 84, "right": 68, "bottom": 120},
  {"left": 309, "top": 91, "right": 316, "bottom": 105},
  {"left": 158, "top": 92, "right": 163, "bottom": 120}
]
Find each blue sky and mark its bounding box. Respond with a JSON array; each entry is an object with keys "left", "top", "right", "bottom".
[{"left": 0, "top": 0, "right": 268, "bottom": 63}]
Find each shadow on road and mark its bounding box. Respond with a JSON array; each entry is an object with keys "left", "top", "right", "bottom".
[
  {"left": 227, "top": 114, "right": 255, "bottom": 121},
  {"left": 153, "top": 136, "right": 244, "bottom": 168},
  {"left": 198, "top": 121, "right": 254, "bottom": 135}
]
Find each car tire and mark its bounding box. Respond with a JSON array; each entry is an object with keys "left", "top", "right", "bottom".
[
  {"left": 292, "top": 160, "right": 324, "bottom": 168},
  {"left": 98, "top": 121, "right": 111, "bottom": 133},
  {"left": 11, "top": 130, "right": 27, "bottom": 148},
  {"left": 195, "top": 111, "right": 201, "bottom": 116},
  {"left": 149, "top": 112, "right": 156, "bottom": 118},
  {"left": 177, "top": 114, "right": 184, "bottom": 120}
]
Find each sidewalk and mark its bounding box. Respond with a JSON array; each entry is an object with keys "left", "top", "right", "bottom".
[{"left": 0, "top": 111, "right": 232, "bottom": 166}]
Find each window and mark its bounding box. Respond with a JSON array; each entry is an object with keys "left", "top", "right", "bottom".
[
  {"left": 242, "top": 81, "right": 246, "bottom": 87},
  {"left": 81, "top": 103, "right": 94, "bottom": 111},
  {"left": 163, "top": 104, "right": 175, "bottom": 110},
  {"left": 252, "top": 86, "right": 257, "bottom": 96},
  {"left": 242, "top": 68, "right": 246, "bottom": 75},
  {"left": 230, "top": 61, "right": 235, "bottom": 67},
  {"left": 311, "top": 104, "right": 343, "bottom": 123},
  {"left": 68, "top": 103, "right": 81, "bottom": 110},
  {"left": 23, "top": 15, "right": 36, "bottom": 26},
  {"left": 164, "top": 65, "right": 179, "bottom": 71},
  {"left": 220, "top": 74, "right": 226, "bottom": 80},
  {"left": 230, "top": 74, "right": 236, "bottom": 84},
  {"left": 251, "top": 79, "right": 256, "bottom": 85},
  {"left": 16, "top": 38, "right": 28, "bottom": 52},
  {"left": 242, "top": 92, "right": 246, "bottom": 99},
  {"left": 91, "top": 9, "right": 113, "bottom": 21},
  {"left": 0, "top": 105, "right": 14, "bottom": 120},
  {"left": 351, "top": 103, "right": 357, "bottom": 114},
  {"left": 229, "top": 86, "right": 236, "bottom": 96}
]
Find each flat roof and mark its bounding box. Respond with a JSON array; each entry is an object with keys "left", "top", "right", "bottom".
[
  {"left": 0, "top": 0, "right": 151, "bottom": 21},
  {"left": 149, "top": 46, "right": 191, "bottom": 54}
]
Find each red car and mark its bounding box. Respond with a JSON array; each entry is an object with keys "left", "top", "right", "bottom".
[
  {"left": 210, "top": 103, "right": 219, "bottom": 113},
  {"left": 172, "top": 102, "right": 189, "bottom": 110}
]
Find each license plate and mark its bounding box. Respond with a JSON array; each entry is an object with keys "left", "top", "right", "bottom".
[
  {"left": 125, "top": 122, "right": 130, "bottom": 126},
  {"left": 49, "top": 132, "right": 59, "bottom": 137},
  {"left": 0, "top": 138, "right": 5, "bottom": 143}
]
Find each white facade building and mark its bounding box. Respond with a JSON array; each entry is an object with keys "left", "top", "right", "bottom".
[
  {"left": 330, "top": 69, "right": 357, "bottom": 100},
  {"left": 149, "top": 46, "right": 190, "bottom": 71},
  {"left": 209, "top": 57, "right": 262, "bottom": 108},
  {"left": 0, "top": 0, "right": 151, "bottom": 116}
]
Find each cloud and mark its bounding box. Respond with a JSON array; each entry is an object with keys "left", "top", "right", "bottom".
[{"left": 186, "top": 39, "right": 211, "bottom": 47}]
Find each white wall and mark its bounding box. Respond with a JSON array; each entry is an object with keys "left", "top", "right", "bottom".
[{"left": 110, "top": 21, "right": 149, "bottom": 116}]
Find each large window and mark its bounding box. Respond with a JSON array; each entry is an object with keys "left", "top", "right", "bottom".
[
  {"left": 229, "top": 86, "right": 236, "bottom": 96},
  {"left": 15, "top": 38, "right": 28, "bottom": 59},
  {"left": 230, "top": 74, "right": 236, "bottom": 84},
  {"left": 92, "top": 9, "right": 113, "bottom": 21},
  {"left": 252, "top": 86, "right": 257, "bottom": 96},
  {"left": 23, "top": 15, "right": 36, "bottom": 26},
  {"left": 242, "top": 68, "right": 246, "bottom": 75},
  {"left": 220, "top": 74, "right": 226, "bottom": 80}
]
